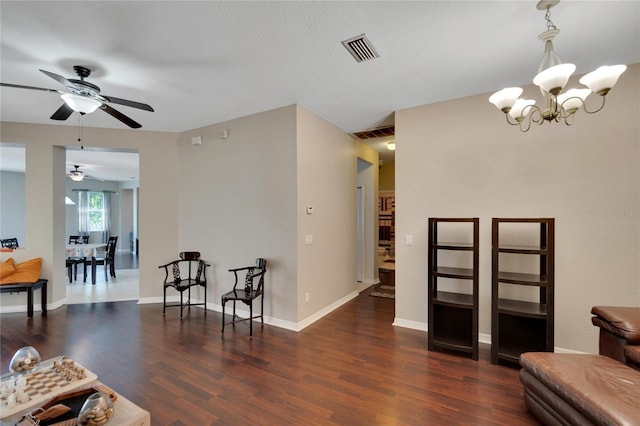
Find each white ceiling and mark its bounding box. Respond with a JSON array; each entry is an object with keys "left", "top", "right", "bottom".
[
  {"left": 0, "top": 145, "right": 139, "bottom": 182},
  {"left": 1, "top": 1, "right": 639, "bottom": 178}
]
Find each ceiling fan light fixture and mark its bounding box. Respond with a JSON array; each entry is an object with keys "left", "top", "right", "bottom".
[
  {"left": 61, "top": 93, "right": 101, "bottom": 114},
  {"left": 69, "top": 165, "right": 85, "bottom": 182},
  {"left": 386, "top": 141, "right": 396, "bottom": 151}
]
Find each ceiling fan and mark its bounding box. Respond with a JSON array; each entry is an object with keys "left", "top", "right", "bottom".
[
  {"left": 68, "top": 164, "right": 102, "bottom": 182},
  {"left": 0, "top": 65, "right": 154, "bottom": 128},
  {"left": 68, "top": 165, "right": 85, "bottom": 182}
]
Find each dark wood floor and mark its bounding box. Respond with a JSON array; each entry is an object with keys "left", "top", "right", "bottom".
[{"left": 0, "top": 288, "right": 538, "bottom": 425}]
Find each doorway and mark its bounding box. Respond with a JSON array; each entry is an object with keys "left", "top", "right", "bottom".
[{"left": 65, "top": 148, "right": 140, "bottom": 302}]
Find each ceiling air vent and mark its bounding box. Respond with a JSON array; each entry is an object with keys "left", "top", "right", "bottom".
[
  {"left": 353, "top": 125, "right": 395, "bottom": 140},
  {"left": 341, "top": 34, "right": 380, "bottom": 63}
]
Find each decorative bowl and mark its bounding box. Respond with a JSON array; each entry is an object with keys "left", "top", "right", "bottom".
[
  {"left": 78, "top": 391, "right": 114, "bottom": 425},
  {"left": 9, "top": 346, "right": 41, "bottom": 374}
]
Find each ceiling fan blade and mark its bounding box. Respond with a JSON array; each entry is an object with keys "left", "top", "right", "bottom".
[
  {"left": 39, "top": 69, "right": 74, "bottom": 87},
  {"left": 1, "top": 82, "right": 61, "bottom": 93},
  {"left": 100, "top": 104, "right": 142, "bottom": 128},
  {"left": 102, "top": 95, "right": 154, "bottom": 112},
  {"left": 50, "top": 103, "right": 74, "bottom": 121}
]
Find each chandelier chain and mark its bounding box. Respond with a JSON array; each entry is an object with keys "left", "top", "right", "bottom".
[{"left": 544, "top": 7, "right": 557, "bottom": 31}]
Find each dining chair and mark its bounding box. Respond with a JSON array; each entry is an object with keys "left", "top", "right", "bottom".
[
  {"left": 1, "top": 238, "right": 19, "bottom": 249},
  {"left": 67, "top": 235, "right": 89, "bottom": 282},
  {"left": 84, "top": 237, "right": 118, "bottom": 282}
]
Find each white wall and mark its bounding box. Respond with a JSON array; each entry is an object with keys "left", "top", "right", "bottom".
[
  {"left": 394, "top": 63, "right": 640, "bottom": 353},
  {"left": 296, "top": 105, "right": 359, "bottom": 323},
  {"left": 0, "top": 105, "right": 361, "bottom": 330},
  {"left": 177, "top": 105, "right": 299, "bottom": 324},
  {"left": 0, "top": 123, "right": 180, "bottom": 309},
  {"left": 0, "top": 170, "right": 26, "bottom": 244}
]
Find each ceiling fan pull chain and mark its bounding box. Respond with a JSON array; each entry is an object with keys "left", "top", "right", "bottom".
[{"left": 78, "top": 114, "right": 84, "bottom": 149}]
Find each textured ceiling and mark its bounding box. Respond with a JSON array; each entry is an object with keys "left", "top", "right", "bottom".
[{"left": 1, "top": 1, "right": 639, "bottom": 178}]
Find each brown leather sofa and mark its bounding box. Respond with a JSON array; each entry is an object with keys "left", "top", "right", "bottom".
[
  {"left": 591, "top": 306, "right": 640, "bottom": 369},
  {"left": 520, "top": 353, "right": 640, "bottom": 425},
  {"left": 519, "top": 306, "right": 640, "bottom": 425}
]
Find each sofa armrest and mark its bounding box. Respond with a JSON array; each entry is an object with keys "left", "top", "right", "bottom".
[{"left": 591, "top": 306, "right": 640, "bottom": 344}]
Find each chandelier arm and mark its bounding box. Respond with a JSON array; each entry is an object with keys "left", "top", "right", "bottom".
[
  {"left": 581, "top": 95, "right": 606, "bottom": 115},
  {"left": 517, "top": 108, "right": 538, "bottom": 132},
  {"left": 527, "top": 105, "right": 545, "bottom": 126},
  {"left": 505, "top": 114, "right": 520, "bottom": 126},
  {"left": 563, "top": 113, "right": 574, "bottom": 126}
]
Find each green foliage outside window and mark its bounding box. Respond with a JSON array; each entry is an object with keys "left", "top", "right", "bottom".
[{"left": 88, "top": 191, "right": 105, "bottom": 232}]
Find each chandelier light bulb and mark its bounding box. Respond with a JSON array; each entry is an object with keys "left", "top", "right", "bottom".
[
  {"left": 509, "top": 99, "right": 536, "bottom": 121},
  {"left": 557, "top": 88, "right": 591, "bottom": 114},
  {"left": 489, "top": 87, "right": 523, "bottom": 113},
  {"left": 579, "top": 65, "right": 627, "bottom": 96},
  {"left": 533, "top": 63, "right": 576, "bottom": 95}
]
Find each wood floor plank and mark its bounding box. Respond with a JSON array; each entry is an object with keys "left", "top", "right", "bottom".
[{"left": 0, "top": 287, "right": 539, "bottom": 425}]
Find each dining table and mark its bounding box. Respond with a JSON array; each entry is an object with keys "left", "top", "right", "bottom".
[{"left": 65, "top": 243, "right": 107, "bottom": 284}]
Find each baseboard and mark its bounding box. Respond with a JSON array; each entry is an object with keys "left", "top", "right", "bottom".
[
  {"left": 295, "top": 291, "right": 359, "bottom": 331},
  {"left": 392, "top": 318, "right": 427, "bottom": 331},
  {"left": 0, "top": 298, "right": 64, "bottom": 315}
]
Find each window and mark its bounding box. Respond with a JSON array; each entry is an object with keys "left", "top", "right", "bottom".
[{"left": 87, "top": 191, "right": 106, "bottom": 232}]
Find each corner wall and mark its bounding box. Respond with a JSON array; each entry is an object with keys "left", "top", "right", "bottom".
[
  {"left": 296, "top": 105, "right": 358, "bottom": 323},
  {"left": 394, "top": 64, "right": 640, "bottom": 353},
  {"left": 177, "top": 105, "right": 299, "bottom": 324}
]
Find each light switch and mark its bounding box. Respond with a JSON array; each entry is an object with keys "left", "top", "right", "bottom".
[
  {"left": 304, "top": 234, "right": 313, "bottom": 245},
  {"left": 406, "top": 235, "right": 413, "bottom": 245}
]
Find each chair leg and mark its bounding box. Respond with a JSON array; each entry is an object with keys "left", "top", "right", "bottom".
[
  {"left": 249, "top": 301, "right": 253, "bottom": 337},
  {"left": 221, "top": 299, "right": 226, "bottom": 333},
  {"left": 179, "top": 290, "right": 184, "bottom": 320},
  {"left": 104, "top": 263, "right": 108, "bottom": 281},
  {"left": 67, "top": 264, "right": 72, "bottom": 283},
  {"left": 163, "top": 287, "right": 166, "bottom": 315}
]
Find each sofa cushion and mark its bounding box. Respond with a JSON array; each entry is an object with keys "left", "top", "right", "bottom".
[
  {"left": 0, "top": 257, "right": 16, "bottom": 279},
  {"left": 591, "top": 306, "right": 640, "bottom": 344},
  {"left": 0, "top": 257, "right": 42, "bottom": 285},
  {"left": 520, "top": 352, "right": 640, "bottom": 426}
]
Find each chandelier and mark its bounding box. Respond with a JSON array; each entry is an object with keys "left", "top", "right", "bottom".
[{"left": 489, "top": 0, "right": 626, "bottom": 132}]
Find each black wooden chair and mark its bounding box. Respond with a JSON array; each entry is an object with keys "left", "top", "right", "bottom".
[
  {"left": 221, "top": 258, "right": 267, "bottom": 336},
  {"left": 159, "top": 251, "right": 210, "bottom": 319},
  {"left": 67, "top": 235, "right": 89, "bottom": 282},
  {"left": 1, "top": 238, "right": 19, "bottom": 248},
  {"left": 84, "top": 236, "right": 118, "bottom": 282}
]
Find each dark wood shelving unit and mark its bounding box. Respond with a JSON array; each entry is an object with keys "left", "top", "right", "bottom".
[
  {"left": 428, "top": 218, "right": 479, "bottom": 360},
  {"left": 491, "top": 218, "right": 555, "bottom": 365}
]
